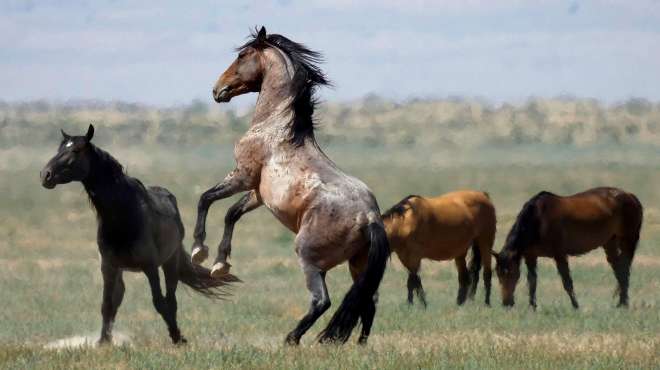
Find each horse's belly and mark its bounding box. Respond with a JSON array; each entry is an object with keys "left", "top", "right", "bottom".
[
  {"left": 411, "top": 223, "right": 474, "bottom": 261},
  {"left": 422, "top": 240, "right": 473, "bottom": 261},
  {"left": 563, "top": 235, "right": 608, "bottom": 255},
  {"left": 562, "top": 222, "right": 615, "bottom": 255}
]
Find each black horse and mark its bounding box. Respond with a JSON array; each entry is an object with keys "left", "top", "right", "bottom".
[{"left": 40, "top": 125, "right": 237, "bottom": 344}]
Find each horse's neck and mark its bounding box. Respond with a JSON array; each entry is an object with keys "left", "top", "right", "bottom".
[
  {"left": 248, "top": 50, "right": 335, "bottom": 165},
  {"left": 82, "top": 156, "right": 141, "bottom": 230},
  {"left": 502, "top": 244, "right": 523, "bottom": 262},
  {"left": 250, "top": 95, "right": 294, "bottom": 136}
]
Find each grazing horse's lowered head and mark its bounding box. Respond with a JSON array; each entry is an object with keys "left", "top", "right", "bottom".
[
  {"left": 493, "top": 192, "right": 542, "bottom": 307},
  {"left": 40, "top": 124, "right": 96, "bottom": 189},
  {"left": 493, "top": 249, "right": 522, "bottom": 307}
]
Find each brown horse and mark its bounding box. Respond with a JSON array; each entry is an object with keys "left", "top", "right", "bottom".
[
  {"left": 382, "top": 191, "right": 496, "bottom": 307},
  {"left": 189, "top": 27, "right": 389, "bottom": 345},
  {"left": 494, "top": 187, "right": 643, "bottom": 309}
]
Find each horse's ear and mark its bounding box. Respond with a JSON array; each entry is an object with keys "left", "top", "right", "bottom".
[
  {"left": 85, "top": 124, "right": 95, "bottom": 142},
  {"left": 60, "top": 129, "right": 70, "bottom": 140},
  {"left": 257, "top": 26, "right": 267, "bottom": 43}
]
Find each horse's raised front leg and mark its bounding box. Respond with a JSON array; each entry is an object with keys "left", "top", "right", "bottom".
[
  {"left": 525, "top": 256, "right": 538, "bottom": 309},
  {"left": 210, "top": 190, "right": 262, "bottom": 277},
  {"left": 554, "top": 256, "right": 579, "bottom": 309},
  {"left": 191, "top": 171, "right": 250, "bottom": 269},
  {"left": 349, "top": 252, "right": 379, "bottom": 344},
  {"left": 284, "top": 263, "right": 330, "bottom": 346},
  {"left": 99, "top": 261, "right": 124, "bottom": 345}
]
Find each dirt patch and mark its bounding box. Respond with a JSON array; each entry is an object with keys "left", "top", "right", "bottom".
[{"left": 44, "top": 331, "right": 132, "bottom": 350}]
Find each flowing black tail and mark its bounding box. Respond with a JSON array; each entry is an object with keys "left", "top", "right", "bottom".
[
  {"left": 467, "top": 242, "right": 482, "bottom": 299},
  {"left": 318, "top": 222, "right": 390, "bottom": 344},
  {"left": 178, "top": 249, "right": 240, "bottom": 300}
]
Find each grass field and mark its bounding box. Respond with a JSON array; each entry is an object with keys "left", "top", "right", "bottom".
[{"left": 1, "top": 142, "right": 659, "bottom": 369}]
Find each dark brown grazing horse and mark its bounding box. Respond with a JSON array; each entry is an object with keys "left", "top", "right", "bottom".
[
  {"left": 40, "top": 125, "right": 237, "bottom": 345},
  {"left": 189, "top": 27, "right": 389, "bottom": 345},
  {"left": 494, "top": 187, "right": 643, "bottom": 309},
  {"left": 382, "top": 191, "right": 496, "bottom": 306}
]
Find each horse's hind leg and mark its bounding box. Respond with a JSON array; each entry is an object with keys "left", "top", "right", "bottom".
[
  {"left": 477, "top": 234, "right": 495, "bottom": 306},
  {"left": 163, "top": 255, "right": 187, "bottom": 343},
  {"left": 99, "top": 261, "right": 125, "bottom": 344},
  {"left": 144, "top": 264, "right": 184, "bottom": 344},
  {"left": 349, "top": 251, "right": 378, "bottom": 344},
  {"left": 455, "top": 255, "right": 470, "bottom": 305},
  {"left": 605, "top": 238, "right": 633, "bottom": 307},
  {"left": 284, "top": 263, "right": 330, "bottom": 346},
  {"left": 554, "top": 256, "right": 579, "bottom": 309}
]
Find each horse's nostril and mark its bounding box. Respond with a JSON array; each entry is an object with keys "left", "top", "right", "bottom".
[
  {"left": 212, "top": 88, "right": 217, "bottom": 96},
  {"left": 44, "top": 171, "right": 52, "bottom": 181}
]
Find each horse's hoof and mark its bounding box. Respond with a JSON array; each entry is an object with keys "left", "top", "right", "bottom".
[
  {"left": 191, "top": 245, "right": 209, "bottom": 264},
  {"left": 175, "top": 337, "right": 188, "bottom": 345},
  {"left": 210, "top": 261, "right": 231, "bottom": 278},
  {"left": 97, "top": 337, "right": 112, "bottom": 346},
  {"left": 284, "top": 335, "right": 300, "bottom": 346}
]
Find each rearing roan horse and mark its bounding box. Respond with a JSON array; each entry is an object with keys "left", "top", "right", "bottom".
[{"left": 190, "top": 27, "right": 389, "bottom": 345}]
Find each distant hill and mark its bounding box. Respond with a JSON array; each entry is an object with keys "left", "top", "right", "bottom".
[{"left": 2, "top": 97, "right": 659, "bottom": 148}]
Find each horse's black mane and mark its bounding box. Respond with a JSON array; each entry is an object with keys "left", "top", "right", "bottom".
[
  {"left": 239, "top": 28, "right": 330, "bottom": 146},
  {"left": 502, "top": 191, "right": 554, "bottom": 258},
  {"left": 382, "top": 195, "right": 420, "bottom": 219},
  {"left": 82, "top": 143, "right": 148, "bottom": 248}
]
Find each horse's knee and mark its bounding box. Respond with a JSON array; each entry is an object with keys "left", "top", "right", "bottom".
[
  {"left": 152, "top": 297, "right": 167, "bottom": 314},
  {"left": 314, "top": 296, "right": 331, "bottom": 314},
  {"left": 199, "top": 193, "right": 213, "bottom": 209},
  {"left": 101, "top": 301, "right": 113, "bottom": 317}
]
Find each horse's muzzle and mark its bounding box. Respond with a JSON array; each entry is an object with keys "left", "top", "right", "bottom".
[
  {"left": 213, "top": 86, "right": 231, "bottom": 103},
  {"left": 40, "top": 168, "right": 56, "bottom": 189}
]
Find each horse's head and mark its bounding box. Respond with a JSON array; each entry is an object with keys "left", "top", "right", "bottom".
[
  {"left": 40, "top": 124, "right": 95, "bottom": 189},
  {"left": 213, "top": 26, "right": 269, "bottom": 103},
  {"left": 493, "top": 250, "right": 521, "bottom": 307}
]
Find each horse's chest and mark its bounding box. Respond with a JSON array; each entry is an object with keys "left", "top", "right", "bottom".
[{"left": 259, "top": 161, "right": 312, "bottom": 232}]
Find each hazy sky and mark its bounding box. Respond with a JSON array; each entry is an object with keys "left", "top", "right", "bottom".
[{"left": 2, "top": 0, "right": 659, "bottom": 106}]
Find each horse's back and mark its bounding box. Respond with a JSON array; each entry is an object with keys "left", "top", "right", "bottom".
[
  {"left": 557, "top": 187, "right": 636, "bottom": 224},
  {"left": 425, "top": 190, "right": 495, "bottom": 228},
  {"left": 542, "top": 187, "right": 641, "bottom": 254},
  {"left": 146, "top": 185, "right": 185, "bottom": 238},
  {"left": 390, "top": 191, "right": 493, "bottom": 260},
  {"left": 147, "top": 186, "right": 180, "bottom": 217}
]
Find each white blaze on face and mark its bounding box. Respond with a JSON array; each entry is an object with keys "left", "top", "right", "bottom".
[{"left": 65, "top": 141, "right": 74, "bottom": 148}]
